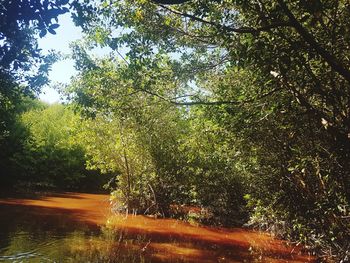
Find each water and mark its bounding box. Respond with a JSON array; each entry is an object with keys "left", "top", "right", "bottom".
[{"left": 0, "top": 193, "right": 315, "bottom": 262}]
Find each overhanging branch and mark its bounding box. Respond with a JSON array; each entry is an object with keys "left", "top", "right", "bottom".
[
  {"left": 152, "top": 0, "right": 191, "bottom": 4},
  {"left": 160, "top": 4, "right": 292, "bottom": 34},
  {"left": 277, "top": 0, "right": 350, "bottom": 83},
  {"left": 137, "top": 86, "right": 282, "bottom": 106}
]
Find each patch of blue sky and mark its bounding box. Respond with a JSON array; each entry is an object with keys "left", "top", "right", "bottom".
[
  {"left": 38, "top": 13, "right": 115, "bottom": 104},
  {"left": 38, "top": 13, "right": 82, "bottom": 103},
  {"left": 38, "top": 12, "right": 129, "bottom": 104}
]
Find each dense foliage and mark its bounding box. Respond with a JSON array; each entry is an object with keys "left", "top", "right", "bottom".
[
  {"left": 0, "top": 100, "right": 109, "bottom": 190},
  {"left": 67, "top": 0, "right": 350, "bottom": 260},
  {"left": 0, "top": 1, "right": 110, "bottom": 191},
  {"left": 1, "top": 0, "right": 349, "bottom": 261},
  {"left": 0, "top": 0, "right": 69, "bottom": 187}
]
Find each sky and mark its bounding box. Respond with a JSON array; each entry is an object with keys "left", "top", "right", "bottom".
[{"left": 38, "top": 13, "right": 82, "bottom": 104}]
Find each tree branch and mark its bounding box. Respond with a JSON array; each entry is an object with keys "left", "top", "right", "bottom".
[
  {"left": 152, "top": 0, "right": 190, "bottom": 4},
  {"left": 138, "top": 85, "right": 282, "bottom": 106},
  {"left": 159, "top": 5, "right": 292, "bottom": 34},
  {"left": 176, "top": 87, "right": 283, "bottom": 106},
  {"left": 277, "top": 0, "right": 350, "bottom": 83}
]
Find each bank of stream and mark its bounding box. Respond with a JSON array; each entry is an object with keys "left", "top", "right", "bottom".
[{"left": 0, "top": 192, "right": 315, "bottom": 262}]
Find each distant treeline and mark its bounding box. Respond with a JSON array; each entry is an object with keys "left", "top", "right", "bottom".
[{"left": 0, "top": 99, "right": 111, "bottom": 191}]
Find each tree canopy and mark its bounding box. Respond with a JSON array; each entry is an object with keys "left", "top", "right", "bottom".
[
  {"left": 1, "top": 1, "right": 349, "bottom": 261},
  {"left": 67, "top": 0, "right": 350, "bottom": 259}
]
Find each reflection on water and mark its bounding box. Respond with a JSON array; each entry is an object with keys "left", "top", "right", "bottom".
[{"left": 0, "top": 193, "right": 315, "bottom": 262}]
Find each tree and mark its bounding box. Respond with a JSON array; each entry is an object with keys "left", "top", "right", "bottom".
[
  {"left": 0, "top": 0, "right": 68, "bottom": 67},
  {"left": 0, "top": 0, "right": 70, "bottom": 87},
  {"left": 71, "top": 0, "right": 350, "bottom": 259},
  {"left": 4, "top": 102, "right": 105, "bottom": 190},
  {"left": 0, "top": 0, "right": 69, "bottom": 177},
  {"left": 68, "top": 55, "right": 193, "bottom": 215}
]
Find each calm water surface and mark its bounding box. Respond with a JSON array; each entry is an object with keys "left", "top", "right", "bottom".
[{"left": 0, "top": 193, "right": 315, "bottom": 262}]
